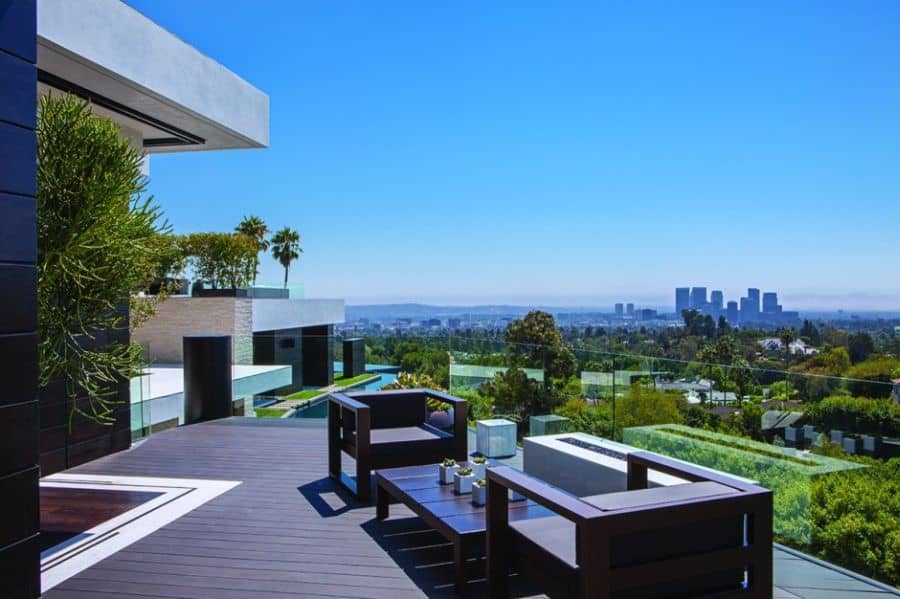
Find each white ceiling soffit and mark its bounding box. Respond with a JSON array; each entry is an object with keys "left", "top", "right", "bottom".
[{"left": 36, "top": 0, "right": 269, "bottom": 153}]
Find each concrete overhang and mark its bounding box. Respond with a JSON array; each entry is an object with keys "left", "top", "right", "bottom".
[
  {"left": 252, "top": 299, "right": 346, "bottom": 333},
  {"left": 37, "top": 0, "right": 269, "bottom": 152}
]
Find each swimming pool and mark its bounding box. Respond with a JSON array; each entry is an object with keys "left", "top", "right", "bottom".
[{"left": 291, "top": 365, "right": 399, "bottom": 418}]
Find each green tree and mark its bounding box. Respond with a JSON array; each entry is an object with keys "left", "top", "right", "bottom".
[
  {"left": 617, "top": 384, "right": 684, "bottom": 433},
  {"left": 181, "top": 232, "right": 257, "bottom": 290},
  {"left": 37, "top": 95, "right": 171, "bottom": 424},
  {"left": 847, "top": 332, "right": 875, "bottom": 364},
  {"left": 270, "top": 227, "right": 302, "bottom": 288},
  {"left": 506, "top": 310, "right": 576, "bottom": 382},
  {"left": 778, "top": 327, "right": 796, "bottom": 362},
  {"left": 799, "top": 320, "right": 822, "bottom": 346},
  {"left": 235, "top": 215, "right": 269, "bottom": 283},
  {"left": 481, "top": 367, "right": 543, "bottom": 419}
]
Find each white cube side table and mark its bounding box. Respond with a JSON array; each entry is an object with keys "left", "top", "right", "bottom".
[{"left": 476, "top": 418, "right": 517, "bottom": 458}]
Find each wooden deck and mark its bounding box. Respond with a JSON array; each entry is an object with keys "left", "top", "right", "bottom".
[
  {"left": 41, "top": 418, "right": 508, "bottom": 598},
  {"left": 40, "top": 417, "right": 900, "bottom": 599}
]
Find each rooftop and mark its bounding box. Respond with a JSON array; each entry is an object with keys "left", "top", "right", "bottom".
[{"left": 39, "top": 418, "right": 900, "bottom": 598}]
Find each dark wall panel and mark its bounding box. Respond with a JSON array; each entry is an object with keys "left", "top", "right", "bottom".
[
  {"left": 0, "top": 121, "right": 36, "bottom": 197},
  {"left": 0, "top": 264, "right": 36, "bottom": 332},
  {"left": 253, "top": 328, "right": 303, "bottom": 393},
  {"left": 0, "top": 0, "right": 36, "bottom": 62},
  {"left": 0, "top": 333, "right": 37, "bottom": 407},
  {"left": 0, "top": 4, "right": 40, "bottom": 593},
  {"left": 0, "top": 194, "right": 36, "bottom": 263},
  {"left": 0, "top": 467, "right": 38, "bottom": 549},
  {"left": 301, "top": 325, "right": 334, "bottom": 388},
  {"left": 0, "top": 401, "right": 38, "bottom": 474},
  {"left": 0, "top": 50, "right": 36, "bottom": 128}
]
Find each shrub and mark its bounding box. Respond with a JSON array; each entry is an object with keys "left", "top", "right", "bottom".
[
  {"left": 803, "top": 396, "right": 900, "bottom": 437},
  {"left": 845, "top": 357, "right": 900, "bottom": 398},
  {"left": 812, "top": 458, "right": 900, "bottom": 586},
  {"left": 37, "top": 95, "right": 171, "bottom": 424}
]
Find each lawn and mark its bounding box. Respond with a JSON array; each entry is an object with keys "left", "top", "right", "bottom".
[
  {"left": 283, "top": 373, "right": 378, "bottom": 401},
  {"left": 284, "top": 389, "right": 324, "bottom": 401},
  {"left": 332, "top": 373, "right": 378, "bottom": 387},
  {"left": 254, "top": 407, "right": 290, "bottom": 418}
]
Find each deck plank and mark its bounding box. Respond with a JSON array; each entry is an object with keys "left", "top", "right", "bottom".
[{"left": 41, "top": 419, "right": 440, "bottom": 598}]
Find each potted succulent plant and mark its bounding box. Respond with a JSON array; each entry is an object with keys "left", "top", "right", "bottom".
[
  {"left": 472, "top": 479, "right": 487, "bottom": 506},
  {"left": 454, "top": 467, "right": 475, "bottom": 494},
  {"left": 470, "top": 455, "right": 488, "bottom": 479},
  {"left": 439, "top": 458, "right": 459, "bottom": 484}
]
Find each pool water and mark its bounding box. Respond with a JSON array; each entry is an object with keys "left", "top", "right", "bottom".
[{"left": 291, "top": 365, "right": 399, "bottom": 418}]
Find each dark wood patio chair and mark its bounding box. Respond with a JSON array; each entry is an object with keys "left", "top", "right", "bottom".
[
  {"left": 487, "top": 451, "right": 773, "bottom": 598},
  {"left": 328, "top": 389, "right": 468, "bottom": 500}
]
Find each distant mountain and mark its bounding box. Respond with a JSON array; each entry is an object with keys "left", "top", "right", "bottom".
[{"left": 345, "top": 303, "right": 617, "bottom": 321}]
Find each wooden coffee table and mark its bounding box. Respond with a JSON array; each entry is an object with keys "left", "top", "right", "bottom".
[{"left": 375, "top": 463, "right": 550, "bottom": 594}]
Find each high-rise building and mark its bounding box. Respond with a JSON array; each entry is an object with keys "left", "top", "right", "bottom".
[
  {"left": 675, "top": 287, "right": 690, "bottom": 315},
  {"left": 747, "top": 288, "right": 760, "bottom": 313},
  {"left": 739, "top": 297, "right": 754, "bottom": 322},
  {"left": 710, "top": 290, "right": 724, "bottom": 310},
  {"left": 762, "top": 292, "right": 778, "bottom": 313},
  {"left": 690, "top": 287, "right": 707, "bottom": 310},
  {"left": 614, "top": 303, "right": 624, "bottom": 317},
  {"left": 637, "top": 309, "right": 658, "bottom": 321},
  {"left": 626, "top": 303, "right": 635, "bottom": 317},
  {"left": 726, "top": 301, "right": 739, "bottom": 323}
]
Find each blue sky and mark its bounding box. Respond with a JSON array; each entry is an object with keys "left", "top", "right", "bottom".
[{"left": 128, "top": 1, "right": 900, "bottom": 309}]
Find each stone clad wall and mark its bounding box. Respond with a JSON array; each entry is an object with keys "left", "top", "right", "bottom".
[{"left": 133, "top": 297, "right": 252, "bottom": 363}]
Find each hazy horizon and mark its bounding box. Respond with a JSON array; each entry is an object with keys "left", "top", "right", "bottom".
[{"left": 339, "top": 291, "right": 900, "bottom": 313}]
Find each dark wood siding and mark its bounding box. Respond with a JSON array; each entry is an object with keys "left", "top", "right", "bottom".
[{"left": 0, "top": 1, "right": 40, "bottom": 596}]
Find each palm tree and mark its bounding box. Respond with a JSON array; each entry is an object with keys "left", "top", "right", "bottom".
[
  {"left": 270, "top": 227, "right": 302, "bottom": 288},
  {"left": 235, "top": 215, "right": 269, "bottom": 283}
]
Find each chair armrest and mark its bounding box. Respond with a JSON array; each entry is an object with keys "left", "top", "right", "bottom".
[
  {"left": 628, "top": 451, "right": 759, "bottom": 492},
  {"left": 328, "top": 392, "right": 371, "bottom": 413},
  {"left": 423, "top": 389, "right": 468, "bottom": 406},
  {"left": 487, "top": 466, "right": 602, "bottom": 524}
]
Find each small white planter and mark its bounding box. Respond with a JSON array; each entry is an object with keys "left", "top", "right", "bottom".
[
  {"left": 471, "top": 462, "right": 487, "bottom": 479},
  {"left": 472, "top": 484, "right": 487, "bottom": 506},
  {"left": 454, "top": 472, "right": 475, "bottom": 494},
  {"left": 439, "top": 464, "right": 459, "bottom": 485}
]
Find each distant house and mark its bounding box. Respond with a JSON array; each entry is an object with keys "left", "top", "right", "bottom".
[{"left": 758, "top": 338, "right": 818, "bottom": 356}]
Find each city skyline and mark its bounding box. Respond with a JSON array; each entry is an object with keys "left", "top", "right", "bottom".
[{"left": 128, "top": 1, "right": 900, "bottom": 309}]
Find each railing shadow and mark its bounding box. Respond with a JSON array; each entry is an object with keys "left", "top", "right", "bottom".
[{"left": 296, "top": 476, "right": 370, "bottom": 518}]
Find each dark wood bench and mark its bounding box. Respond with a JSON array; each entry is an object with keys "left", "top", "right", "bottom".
[
  {"left": 487, "top": 451, "right": 773, "bottom": 598},
  {"left": 328, "top": 389, "right": 468, "bottom": 500}
]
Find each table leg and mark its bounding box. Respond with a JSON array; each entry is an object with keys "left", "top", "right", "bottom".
[{"left": 454, "top": 538, "right": 467, "bottom": 595}]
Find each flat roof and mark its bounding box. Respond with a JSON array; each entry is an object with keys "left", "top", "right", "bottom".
[{"left": 37, "top": 0, "right": 269, "bottom": 152}]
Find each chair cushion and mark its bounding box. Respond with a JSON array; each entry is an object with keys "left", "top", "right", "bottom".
[
  {"left": 581, "top": 481, "right": 735, "bottom": 511},
  {"left": 510, "top": 515, "right": 578, "bottom": 567},
  {"left": 509, "top": 481, "right": 741, "bottom": 569},
  {"left": 369, "top": 425, "right": 450, "bottom": 445}
]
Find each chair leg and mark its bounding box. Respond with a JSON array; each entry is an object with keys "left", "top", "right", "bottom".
[
  {"left": 356, "top": 455, "right": 371, "bottom": 501},
  {"left": 376, "top": 482, "right": 390, "bottom": 520}
]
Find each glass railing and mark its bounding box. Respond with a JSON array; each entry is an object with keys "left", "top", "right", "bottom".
[{"left": 126, "top": 327, "right": 900, "bottom": 588}]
